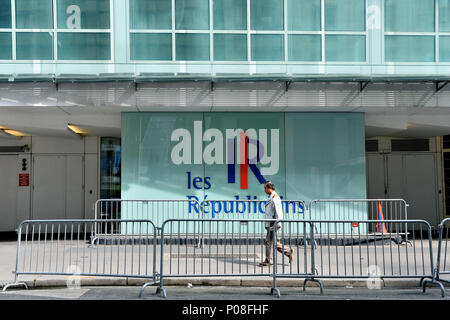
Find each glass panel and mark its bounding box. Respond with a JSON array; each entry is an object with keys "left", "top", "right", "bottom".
[
  {"left": 16, "top": 0, "right": 53, "bottom": 29},
  {"left": 325, "top": 0, "right": 365, "bottom": 31},
  {"left": 121, "top": 112, "right": 204, "bottom": 226},
  {"left": 175, "top": 0, "right": 209, "bottom": 30},
  {"left": 385, "top": 35, "right": 435, "bottom": 62},
  {"left": 288, "top": 0, "right": 320, "bottom": 31},
  {"left": 385, "top": 0, "right": 435, "bottom": 32},
  {"left": 130, "top": 0, "right": 171, "bottom": 30},
  {"left": 202, "top": 112, "right": 286, "bottom": 220},
  {"left": 176, "top": 33, "right": 209, "bottom": 60},
  {"left": 251, "top": 0, "right": 283, "bottom": 31},
  {"left": 57, "top": 0, "right": 110, "bottom": 29},
  {"left": 214, "top": 34, "right": 247, "bottom": 61},
  {"left": 16, "top": 32, "right": 53, "bottom": 60},
  {"left": 285, "top": 113, "right": 366, "bottom": 204},
  {"left": 251, "top": 34, "right": 284, "bottom": 61},
  {"left": 213, "top": 0, "right": 246, "bottom": 30},
  {"left": 325, "top": 35, "right": 365, "bottom": 62},
  {"left": 0, "top": 32, "right": 11, "bottom": 59},
  {"left": 0, "top": 0, "right": 11, "bottom": 28},
  {"left": 100, "top": 137, "right": 121, "bottom": 200},
  {"left": 58, "top": 32, "right": 110, "bottom": 60},
  {"left": 131, "top": 33, "right": 172, "bottom": 60},
  {"left": 440, "top": 0, "right": 450, "bottom": 32},
  {"left": 288, "top": 34, "right": 321, "bottom": 61},
  {"left": 439, "top": 36, "right": 450, "bottom": 62}
]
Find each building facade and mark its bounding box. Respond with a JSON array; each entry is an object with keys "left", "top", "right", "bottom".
[{"left": 0, "top": 0, "right": 450, "bottom": 231}]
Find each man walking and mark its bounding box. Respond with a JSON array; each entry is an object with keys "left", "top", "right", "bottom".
[{"left": 258, "top": 181, "right": 294, "bottom": 267}]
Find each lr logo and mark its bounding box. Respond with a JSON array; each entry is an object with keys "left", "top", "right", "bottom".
[
  {"left": 367, "top": 265, "right": 382, "bottom": 290},
  {"left": 66, "top": 265, "right": 81, "bottom": 289}
]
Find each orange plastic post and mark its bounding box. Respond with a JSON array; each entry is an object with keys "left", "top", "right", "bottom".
[{"left": 376, "top": 201, "right": 388, "bottom": 233}]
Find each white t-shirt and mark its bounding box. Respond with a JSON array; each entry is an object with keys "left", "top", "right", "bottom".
[{"left": 264, "top": 191, "right": 283, "bottom": 228}]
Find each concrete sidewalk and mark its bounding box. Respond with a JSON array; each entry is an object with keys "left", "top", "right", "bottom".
[{"left": 0, "top": 239, "right": 447, "bottom": 291}]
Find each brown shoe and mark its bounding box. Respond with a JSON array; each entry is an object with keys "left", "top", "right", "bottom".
[
  {"left": 258, "top": 261, "right": 273, "bottom": 267},
  {"left": 289, "top": 249, "right": 294, "bottom": 263}
]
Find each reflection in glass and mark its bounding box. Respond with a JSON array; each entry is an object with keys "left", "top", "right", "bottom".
[
  {"left": 58, "top": 32, "right": 110, "bottom": 60},
  {"left": 0, "top": 33, "right": 12, "bottom": 59},
  {"left": 57, "top": 0, "right": 110, "bottom": 29},
  {"left": 251, "top": 34, "right": 284, "bottom": 61},
  {"left": 289, "top": 35, "right": 321, "bottom": 61},
  {"left": 288, "top": 0, "right": 320, "bottom": 31},
  {"left": 385, "top": 0, "right": 434, "bottom": 32},
  {"left": 385, "top": 36, "right": 435, "bottom": 62},
  {"left": 176, "top": 33, "right": 209, "bottom": 60},
  {"left": 214, "top": 34, "right": 247, "bottom": 61},
  {"left": 175, "top": 0, "right": 209, "bottom": 30},
  {"left": 130, "top": 0, "right": 171, "bottom": 30},
  {"left": 214, "top": 0, "right": 246, "bottom": 30},
  {"left": 100, "top": 137, "right": 121, "bottom": 200},
  {"left": 325, "top": 35, "right": 365, "bottom": 62},
  {"left": 285, "top": 113, "right": 366, "bottom": 203},
  {"left": 440, "top": 0, "right": 450, "bottom": 32},
  {"left": 16, "top": 32, "right": 53, "bottom": 60},
  {"left": 131, "top": 33, "right": 172, "bottom": 60},
  {"left": 325, "top": 0, "right": 365, "bottom": 31},
  {"left": 16, "top": 0, "right": 53, "bottom": 29},
  {"left": 0, "top": 0, "right": 11, "bottom": 28},
  {"left": 440, "top": 36, "right": 450, "bottom": 62},
  {"left": 251, "top": 0, "right": 283, "bottom": 31}
]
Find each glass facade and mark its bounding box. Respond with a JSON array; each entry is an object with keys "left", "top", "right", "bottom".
[
  {"left": 121, "top": 112, "right": 366, "bottom": 228},
  {"left": 0, "top": 1, "right": 449, "bottom": 75}
]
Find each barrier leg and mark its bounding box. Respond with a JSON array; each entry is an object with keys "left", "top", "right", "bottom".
[
  {"left": 2, "top": 282, "right": 28, "bottom": 292},
  {"left": 270, "top": 287, "right": 280, "bottom": 298},
  {"left": 139, "top": 280, "right": 157, "bottom": 298},
  {"left": 422, "top": 279, "right": 445, "bottom": 298},
  {"left": 303, "top": 278, "right": 323, "bottom": 294}
]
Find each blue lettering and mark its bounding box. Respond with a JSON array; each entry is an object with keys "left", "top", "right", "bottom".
[
  {"left": 186, "top": 195, "right": 199, "bottom": 214},
  {"left": 211, "top": 201, "right": 222, "bottom": 219},
  {"left": 235, "top": 195, "right": 245, "bottom": 214},
  {"left": 193, "top": 177, "right": 203, "bottom": 189},
  {"left": 204, "top": 177, "right": 211, "bottom": 190},
  {"left": 187, "top": 171, "right": 191, "bottom": 189},
  {"left": 223, "top": 201, "right": 234, "bottom": 214}
]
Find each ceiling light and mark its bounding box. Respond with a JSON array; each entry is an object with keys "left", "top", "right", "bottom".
[{"left": 67, "top": 124, "right": 84, "bottom": 138}]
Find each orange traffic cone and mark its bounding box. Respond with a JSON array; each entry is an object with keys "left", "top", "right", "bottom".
[{"left": 376, "top": 201, "right": 388, "bottom": 233}]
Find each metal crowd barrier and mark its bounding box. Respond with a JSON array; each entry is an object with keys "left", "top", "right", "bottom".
[
  {"left": 310, "top": 199, "right": 410, "bottom": 243},
  {"left": 93, "top": 199, "right": 201, "bottom": 242},
  {"left": 423, "top": 218, "right": 450, "bottom": 297},
  {"left": 2, "top": 219, "right": 159, "bottom": 293},
  {"left": 274, "top": 219, "right": 444, "bottom": 297},
  {"left": 152, "top": 219, "right": 290, "bottom": 298},
  {"left": 436, "top": 218, "right": 450, "bottom": 283}
]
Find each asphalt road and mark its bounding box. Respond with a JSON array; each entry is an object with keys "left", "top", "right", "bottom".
[{"left": 0, "top": 285, "right": 448, "bottom": 300}]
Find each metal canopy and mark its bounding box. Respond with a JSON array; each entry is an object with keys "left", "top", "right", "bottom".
[{"left": 1, "top": 73, "right": 450, "bottom": 90}]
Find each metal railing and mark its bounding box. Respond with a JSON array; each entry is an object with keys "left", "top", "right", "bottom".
[
  {"left": 273, "top": 219, "right": 445, "bottom": 297},
  {"left": 93, "top": 199, "right": 201, "bottom": 241},
  {"left": 2, "top": 219, "right": 159, "bottom": 293},
  {"left": 423, "top": 218, "right": 450, "bottom": 296},
  {"left": 153, "top": 218, "right": 297, "bottom": 298},
  {"left": 309, "top": 199, "right": 409, "bottom": 242},
  {"left": 436, "top": 218, "right": 450, "bottom": 282}
]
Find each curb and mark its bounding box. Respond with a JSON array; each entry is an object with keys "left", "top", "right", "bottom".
[{"left": 0, "top": 277, "right": 423, "bottom": 290}]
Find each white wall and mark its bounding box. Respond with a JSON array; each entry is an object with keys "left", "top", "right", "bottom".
[{"left": 0, "top": 135, "right": 99, "bottom": 231}]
